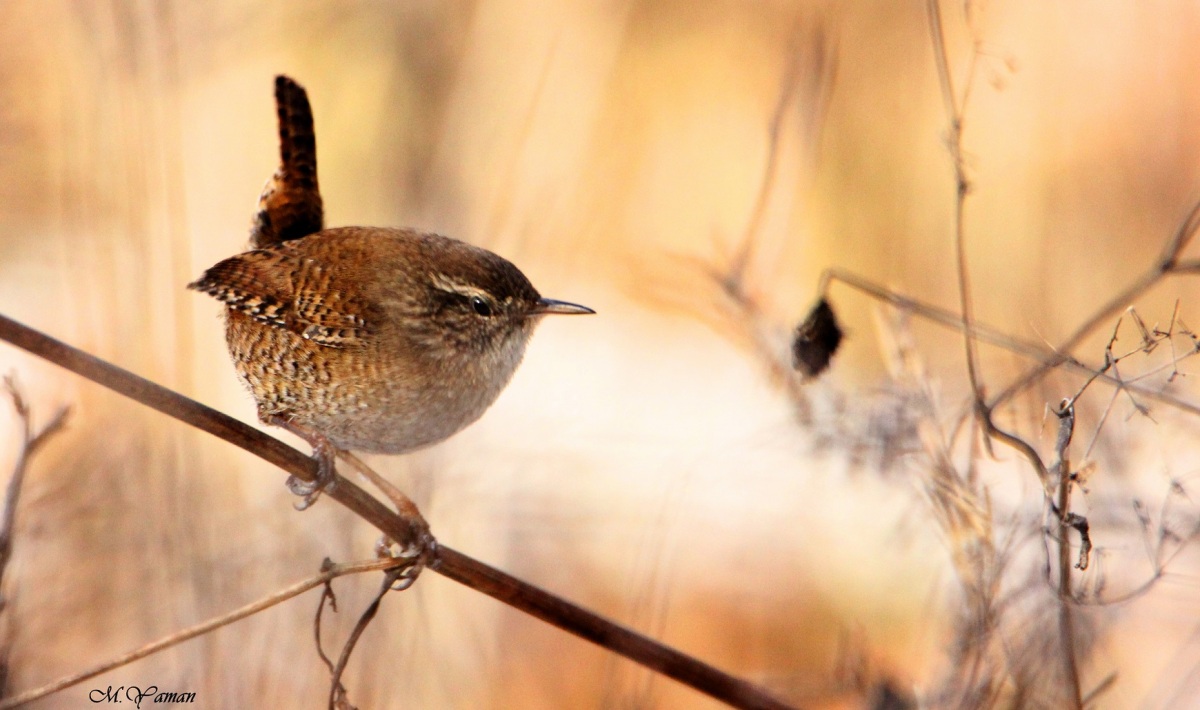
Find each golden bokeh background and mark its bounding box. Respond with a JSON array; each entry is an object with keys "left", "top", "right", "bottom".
[{"left": 3, "top": 1, "right": 1200, "bottom": 708}]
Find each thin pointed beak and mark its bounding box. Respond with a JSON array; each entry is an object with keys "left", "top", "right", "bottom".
[{"left": 531, "top": 298, "right": 595, "bottom": 316}]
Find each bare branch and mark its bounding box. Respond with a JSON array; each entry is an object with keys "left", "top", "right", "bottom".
[
  {"left": 0, "top": 313, "right": 798, "bottom": 710},
  {"left": 820, "top": 269, "right": 1200, "bottom": 418},
  {"left": 1160, "top": 196, "right": 1200, "bottom": 269},
  {"left": 730, "top": 17, "right": 833, "bottom": 283},
  {"left": 325, "top": 566, "right": 405, "bottom": 710},
  {"left": 0, "top": 376, "right": 70, "bottom": 604},
  {"left": 1082, "top": 672, "right": 1117, "bottom": 708},
  {"left": 927, "top": 0, "right": 986, "bottom": 417},
  {"left": 990, "top": 235, "right": 1188, "bottom": 410},
  {"left": 0, "top": 558, "right": 402, "bottom": 709},
  {"left": 1051, "top": 401, "right": 1083, "bottom": 708}
]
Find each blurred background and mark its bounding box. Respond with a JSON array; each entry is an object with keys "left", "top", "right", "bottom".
[{"left": 2, "top": 1, "right": 1200, "bottom": 708}]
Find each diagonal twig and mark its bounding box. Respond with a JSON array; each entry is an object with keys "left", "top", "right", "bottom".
[
  {"left": 0, "top": 313, "right": 797, "bottom": 710},
  {"left": 0, "top": 558, "right": 401, "bottom": 709},
  {"left": 817, "top": 269, "right": 1200, "bottom": 419}
]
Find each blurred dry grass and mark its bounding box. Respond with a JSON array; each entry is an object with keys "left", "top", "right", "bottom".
[{"left": 3, "top": 1, "right": 1200, "bottom": 708}]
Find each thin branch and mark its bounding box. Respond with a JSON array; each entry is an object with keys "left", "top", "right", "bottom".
[
  {"left": 1051, "top": 402, "right": 1084, "bottom": 709},
  {"left": 0, "top": 313, "right": 797, "bottom": 710},
  {"left": 929, "top": 3, "right": 1167, "bottom": 479},
  {"left": 0, "top": 558, "right": 401, "bottom": 709},
  {"left": 0, "top": 377, "right": 69, "bottom": 700},
  {"left": 926, "top": 0, "right": 961, "bottom": 135},
  {"left": 819, "top": 269, "right": 1200, "bottom": 417},
  {"left": 729, "top": 17, "right": 812, "bottom": 284},
  {"left": 0, "top": 377, "right": 70, "bottom": 599},
  {"left": 1081, "top": 672, "right": 1117, "bottom": 708},
  {"left": 988, "top": 268, "right": 1165, "bottom": 410},
  {"left": 927, "top": 0, "right": 1052, "bottom": 493},
  {"left": 980, "top": 193, "right": 1200, "bottom": 411},
  {"left": 326, "top": 566, "right": 404, "bottom": 710},
  {"left": 923, "top": 3, "right": 1200, "bottom": 513},
  {"left": 683, "top": 17, "right": 836, "bottom": 425},
  {"left": 1159, "top": 196, "right": 1200, "bottom": 270},
  {"left": 927, "top": 0, "right": 987, "bottom": 417},
  {"left": 313, "top": 560, "right": 347, "bottom": 701}
]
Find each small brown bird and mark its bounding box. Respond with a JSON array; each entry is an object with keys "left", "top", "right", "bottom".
[{"left": 190, "top": 76, "right": 592, "bottom": 503}]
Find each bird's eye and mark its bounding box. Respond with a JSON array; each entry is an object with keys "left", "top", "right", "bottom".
[{"left": 470, "top": 295, "right": 493, "bottom": 317}]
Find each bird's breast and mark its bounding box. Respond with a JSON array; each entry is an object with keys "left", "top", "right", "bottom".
[{"left": 223, "top": 309, "right": 531, "bottom": 454}]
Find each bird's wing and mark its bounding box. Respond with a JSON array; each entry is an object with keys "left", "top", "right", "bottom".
[{"left": 188, "top": 247, "right": 369, "bottom": 348}]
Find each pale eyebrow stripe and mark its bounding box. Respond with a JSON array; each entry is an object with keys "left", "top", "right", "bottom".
[{"left": 429, "top": 273, "right": 490, "bottom": 300}]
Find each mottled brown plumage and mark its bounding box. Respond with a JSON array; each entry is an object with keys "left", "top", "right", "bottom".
[
  {"left": 250, "top": 75, "right": 324, "bottom": 247},
  {"left": 190, "top": 227, "right": 590, "bottom": 453},
  {"left": 191, "top": 76, "right": 592, "bottom": 469}
]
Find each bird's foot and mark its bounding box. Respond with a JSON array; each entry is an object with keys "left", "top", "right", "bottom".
[
  {"left": 267, "top": 415, "right": 338, "bottom": 510},
  {"left": 334, "top": 450, "right": 436, "bottom": 586},
  {"left": 375, "top": 527, "right": 438, "bottom": 591}
]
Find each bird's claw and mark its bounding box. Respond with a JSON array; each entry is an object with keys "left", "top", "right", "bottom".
[
  {"left": 279, "top": 425, "right": 337, "bottom": 510},
  {"left": 286, "top": 475, "right": 324, "bottom": 510},
  {"left": 375, "top": 526, "right": 438, "bottom": 591}
]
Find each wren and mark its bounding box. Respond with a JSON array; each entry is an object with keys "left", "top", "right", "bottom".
[{"left": 190, "top": 76, "right": 592, "bottom": 503}]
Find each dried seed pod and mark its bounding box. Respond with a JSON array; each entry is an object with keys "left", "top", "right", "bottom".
[{"left": 792, "top": 298, "right": 843, "bottom": 378}]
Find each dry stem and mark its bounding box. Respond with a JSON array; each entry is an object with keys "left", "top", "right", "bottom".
[
  {"left": 0, "top": 378, "right": 69, "bottom": 604},
  {"left": 1050, "top": 402, "right": 1083, "bottom": 709},
  {"left": 0, "top": 313, "right": 796, "bottom": 710},
  {"left": 0, "top": 558, "right": 401, "bottom": 709}
]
